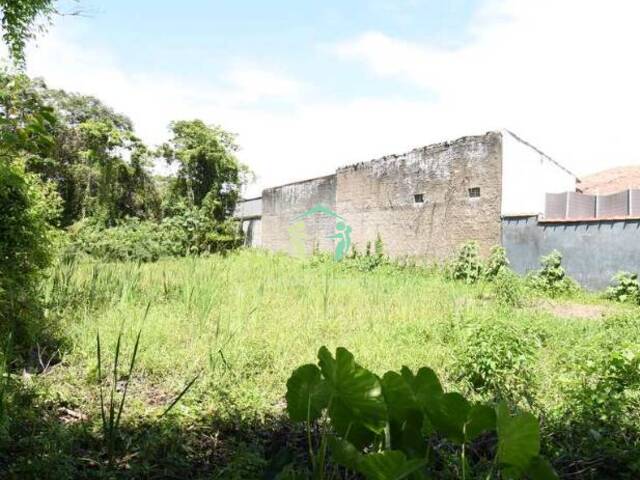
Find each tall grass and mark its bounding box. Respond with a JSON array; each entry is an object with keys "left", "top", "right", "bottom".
[{"left": 40, "top": 249, "right": 633, "bottom": 419}]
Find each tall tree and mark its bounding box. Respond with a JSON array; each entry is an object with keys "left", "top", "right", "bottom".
[
  {"left": 159, "top": 120, "right": 248, "bottom": 221},
  {"left": 35, "top": 80, "right": 160, "bottom": 225},
  {"left": 0, "top": 0, "right": 56, "bottom": 65}
]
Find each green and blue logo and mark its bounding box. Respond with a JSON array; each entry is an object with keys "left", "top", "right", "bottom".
[{"left": 288, "top": 204, "right": 352, "bottom": 261}]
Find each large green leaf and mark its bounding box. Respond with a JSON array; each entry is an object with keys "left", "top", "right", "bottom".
[
  {"left": 327, "top": 436, "right": 361, "bottom": 470},
  {"left": 285, "top": 364, "right": 329, "bottom": 422},
  {"left": 328, "top": 392, "right": 377, "bottom": 449},
  {"left": 357, "top": 451, "right": 427, "bottom": 480},
  {"left": 318, "top": 347, "right": 388, "bottom": 434},
  {"left": 381, "top": 371, "right": 419, "bottom": 422},
  {"left": 526, "top": 456, "right": 559, "bottom": 480},
  {"left": 425, "top": 392, "right": 470, "bottom": 444},
  {"left": 496, "top": 402, "right": 541, "bottom": 477},
  {"left": 401, "top": 366, "right": 443, "bottom": 408},
  {"left": 465, "top": 404, "right": 496, "bottom": 442}
]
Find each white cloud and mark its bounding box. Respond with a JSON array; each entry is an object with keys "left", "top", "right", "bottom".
[
  {"left": 332, "top": 0, "right": 640, "bottom": 178},
  {"left": 22, "top": 0, "right": 640, "bottom": 197},
  {"left": 223, "top": 65, "right": 304, "bottom": 104}
]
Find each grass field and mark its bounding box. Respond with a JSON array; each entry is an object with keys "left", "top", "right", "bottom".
[{"left": 3, "top": 249, "right": 640, "bottom": 478}]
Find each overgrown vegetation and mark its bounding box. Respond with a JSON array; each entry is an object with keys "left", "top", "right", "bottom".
[
  {"left": 0, "top": 250, "right": 637, "bottom": 478},
  {"left": 67, "top": 210, "right": 241, "bottom": 262},
  {"left": 606, "top": 271, "right": 640, "bottom": 304},
  {"left": 447, "top": 241, "right": 484, "bottom": 284},
  {"left": 527, "top": 250, "right": 578, "bottom": 298},
  {"left": 1, "top": 8, "right": 639, "bottom": 478}
]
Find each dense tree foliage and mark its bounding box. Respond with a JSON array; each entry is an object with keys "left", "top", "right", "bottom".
[
  {"left": 159, "top": 119, "right": 248, "bottom": 221},
  {"left": 0, "top": 69, "right": 249, "bottom": 353},
  {"left": 38, "top": 83, "right": 161, "bottom": 225},
  {"left": 0, "top": 0, "right": 56, "bottom": 64},
  {"left": 0, "top": 72, "right": 60, "bottom": 355}
]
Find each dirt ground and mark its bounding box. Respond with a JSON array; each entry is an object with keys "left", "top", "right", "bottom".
[{"left": 535, "top": 300, "right": 617, "bottom": 319}]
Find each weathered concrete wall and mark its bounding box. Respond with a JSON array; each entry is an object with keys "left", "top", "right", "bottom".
[
  {"left": 261, "top": 175, "right": 337, "bottom": 255},
  {"left": 502, "top": 215, "right": 640, "bottom": 290},
  {"left": 234, "top": 197, "right": 262, "bottom": 219},
  {"left": 234, "top": 197, "right": 263, "bottom": 248},
  {"left": 335, "top": 132, "right": 503, "bottom": 260},
  {"left": 241, "top": 218, "right": 262, "bottom": 247}
]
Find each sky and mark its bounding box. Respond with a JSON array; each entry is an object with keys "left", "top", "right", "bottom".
[{"left": 20, "top": 0, "right": 640, "bottom": 196}]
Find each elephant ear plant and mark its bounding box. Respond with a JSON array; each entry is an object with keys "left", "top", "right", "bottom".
[{"left": 284, "top": 347, "right": 557, "bottom": 480}]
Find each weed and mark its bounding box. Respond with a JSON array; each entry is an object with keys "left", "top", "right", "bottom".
[
  {"left": 606, "top": 271, "right": 640, "bottom": 304},
  {"left": 447, "top": 241, "right": 484, "bottom": 284},
  {"left": 96, "top": 329, "right": 142, "bottom": 464},
  {"left": 494, "top": 268, "right": 525, "bottom": 307},
  {"left": 485, "top": 245, "right": 509, "bottom": 280},
  {"left": 456, "top": 319, "right": 540, "bottom": 407},
  {"left": 527, "top": 250, "right": 578, "bottom": 297}
]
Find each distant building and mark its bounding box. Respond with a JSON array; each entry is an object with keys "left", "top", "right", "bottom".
[
  {"left": 235, "top": 130, "right": 577, "bottom": 258},
  {"left": 236, "top": 131, "right": 640, "bottom": 290}
]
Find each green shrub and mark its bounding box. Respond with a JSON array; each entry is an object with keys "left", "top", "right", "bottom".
[
  {"left": 553, "top": 340, "right": 640, "bottom": 473},
  {"left": 456, "top": 320, "right": 539, "bottom": 405},
  {"left": 67, "top": 208, "right": 242, "bottom": 262},
  {"left": 494, "top": 268, "right": 525, "bottom": 307},
  {"left": 527, "top": 250, "right": 578, "bottom": 297},
  {"left": 282, "top": 346, "right": 556, "bottom": 479},
  {"left": 606, "top": 272, "right": 640, "bottom": 304},
  {"left": 0, "top": 162, "right": 60, "bottom": 352},
  {"left": 485, "top": 245, "right": 509, "bottom": 280},
  {"left": 345, "top": 234, "right": 388, "bottom": 272},
  {"left": 447, "top": 241, "right": 484, "bottom": 284}
]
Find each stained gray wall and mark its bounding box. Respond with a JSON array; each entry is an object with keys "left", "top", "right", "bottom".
[
  {"left": 241, "top": 218, "right": 262, "bottom": 247},
  {"left": 502, "top": 215, "right": 640, "bottom": 290},
  {"left": 337, "top": 132, "right": 503, "bottom": 259},
  {"left": 261, "top": 175, "right": 337, "bottom": 255}
]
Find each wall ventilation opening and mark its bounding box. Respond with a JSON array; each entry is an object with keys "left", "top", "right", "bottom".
[
  {"left": 468, "top": 187, "right": 481, "bottom": 198},
  {"left": 414, "top": 193, "right": 424, "bottom": 203}
]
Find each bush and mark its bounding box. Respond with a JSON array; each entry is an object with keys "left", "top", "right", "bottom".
[
  {"left": 484, "top": 245, "right": 509, "bottom": 280},
  {"left": 606, "top": 272, "right": 640, "bottom": 304},
  {"left": 340, "top": 234, "right": 389, "bottom": 272},
  {"left": 456, "top": 320, "right": 539, "bottom": 405},
  {"left": 68, "top": 208, "right": 242, "bottom": 262},
  {"left": 527, "top": 250, "right": 578, "bottom": 297},
  {"left": 494, "top": 268, "right": 525, "bottom": 307},
  {"left": 0, "top": 162, "right": 60, "bottom": 352},
  {"left": 552, "top": 339, "right": 640, "bottom": 474},
  {"left": 447, "top": 241, "right": 484, "bottom": 284}
]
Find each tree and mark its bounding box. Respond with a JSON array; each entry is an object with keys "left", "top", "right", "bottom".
[
  {"left": 0, "top": 74, "right": 161, "bottom": 226},
  {"left": 0, "top": 0, "right": 56, "bottom": 65},
  {"left": 159, "top": 120, "right": 248, "bottom": 221},
  {"left": 0, "top": 70, "right": 60, "bottom": 355},
  {"left": 0, "top": 71, "right": 56, "bottom": 163}
]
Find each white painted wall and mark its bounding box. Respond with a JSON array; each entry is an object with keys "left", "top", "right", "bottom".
[{"left": 501, "top": 130, "right": 577, "bottom": 216}]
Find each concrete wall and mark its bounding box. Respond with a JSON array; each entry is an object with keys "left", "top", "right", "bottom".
[
  {"left": 336, "top": 132, "right": 503, "bottom": 260},
  {"left": 234, "top": 197, "right": 262, "bottom": 218},
  {"left": 502, "top": 215, "right": 640, "bottom": 290},
  {"left": 501, "top": 130, "right": 577, "bottom": 216},
  {"left": 241, "top": 218, "right": 262, "bottom": 247},
  {"left": 261, "top": 175, "right": 337, "bottom": 255}
]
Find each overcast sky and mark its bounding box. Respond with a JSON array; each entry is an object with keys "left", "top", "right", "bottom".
[{"left": 22, "top": 0, "right": 640, "bottom": 196}]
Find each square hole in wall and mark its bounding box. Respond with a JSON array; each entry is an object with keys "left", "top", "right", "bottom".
[
  {"left": 468, "top": 187, "right": 481, "bottom": 198},
  {"left": 414, "top": 193, "right": 424, "bottom": 203}
]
